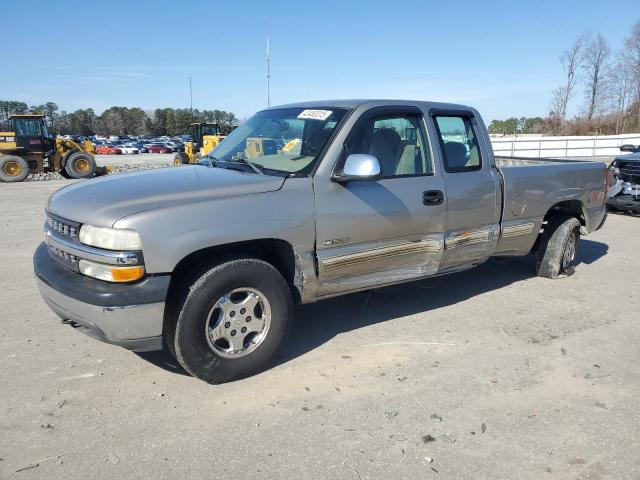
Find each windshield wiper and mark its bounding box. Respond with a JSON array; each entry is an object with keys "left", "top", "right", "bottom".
[
  {"left": 207, "top": 156, "right": 263, "bottom": 175},
  {"left": 228, "top": 157, "right": 263, "bottom": 175}
]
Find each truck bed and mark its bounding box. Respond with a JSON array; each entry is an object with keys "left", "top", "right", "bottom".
[
  {"left": 494, "top": 156, "right": 607, "bottom": 256},
  {"left": 495, "top": 156, "right": 594, "bottom": 167}
]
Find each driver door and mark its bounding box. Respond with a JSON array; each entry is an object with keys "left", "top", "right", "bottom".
[{"left": 313, "top": 106, "right": 447, "bottom": 297}]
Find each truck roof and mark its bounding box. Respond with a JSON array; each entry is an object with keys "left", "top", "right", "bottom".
[{"left": 264, "top": 99, "right": 473, "bottom": 112}]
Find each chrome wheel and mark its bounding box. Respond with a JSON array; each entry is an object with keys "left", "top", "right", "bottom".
[
  {"left": 205, "top": 288, "right": 271, "bottom": 358},
  {"left": 562, "top": 229, "right": 577, "bottom": 271}
]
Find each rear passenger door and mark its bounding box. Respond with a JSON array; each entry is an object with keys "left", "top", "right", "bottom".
[{"left": 430, "top": 111, "right": 501, "bottom": 269}]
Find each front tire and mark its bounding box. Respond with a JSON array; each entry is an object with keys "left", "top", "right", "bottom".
[
  {"left": 536, "top": 215, "right": 581, "bottom": 278},
  {"left": 64, "top": 153, "right": 96, "bottom": 179},
  {"left": 174, "top": 152, "right": 189, "bottom": 165},
  {"left": 173, "top": 259, "right": 293, "bottom": 383}
]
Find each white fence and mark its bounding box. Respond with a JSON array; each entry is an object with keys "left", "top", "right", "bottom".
[{"left": 490, "top": 133, "right": 640, "bottom": 158}]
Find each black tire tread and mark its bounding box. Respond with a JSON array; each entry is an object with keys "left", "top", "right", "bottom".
[
  {"left": 173, "top": 258, "right": 293, "bottom": 383},
  {"left": 64, "top": 152, "right": 96, "bottom": 179},
  {"left": 536, "top": 215, "right": 581, "bottom": 279},
  {"left": 0, "top": 155, "right": 29, "bottom": 182},
  {"left": 174, "top": 152, "right": 189, "bottom": 165}
]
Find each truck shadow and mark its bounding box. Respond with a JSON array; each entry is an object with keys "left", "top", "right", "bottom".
[
  {"left": 577, "top": 239, "right": 608, "bottom": 265},
  {"left": 276, "top": 241, "right": 608, "bottom": 366},
  {"left": 136, "top": 241, "right": 607, "bottom": 376}
]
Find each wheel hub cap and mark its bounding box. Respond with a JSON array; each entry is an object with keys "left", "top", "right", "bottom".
[
  {"left": 562, "top": 232, "right": 576, "bottom": 270},
  {"left": 3, "top": 161, "right": 21, "bottom": 176},
  {"left": 205, "top": 288, "right": 271, "bottom": 358},
  {"left": 75, "top": 159, "right": 89, "bottom": 173}
]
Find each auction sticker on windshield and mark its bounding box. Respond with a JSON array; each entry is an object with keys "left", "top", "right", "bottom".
[{"left": 297, "top": 109, "right": 333, "bottom": 121}]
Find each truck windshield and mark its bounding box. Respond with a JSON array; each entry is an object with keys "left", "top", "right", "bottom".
[{"left": 209, "top": 107, "right": 347, "bottom": 175}]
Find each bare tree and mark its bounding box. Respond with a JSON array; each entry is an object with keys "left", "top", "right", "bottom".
[
  {"left": 550, "top": 86, "right": 566, "bottom": 118},
  {"left": 624, "top": 20, "right": 640, "bottom": 129},
  {"left": 557, "top": 35, "right": 586, "bottom": 122},
  {"left": 583, "top": 33, "right": 611, "bottom": 122},
  {"left": 606, "top": 52, "right": 634, "bottom": 133}
]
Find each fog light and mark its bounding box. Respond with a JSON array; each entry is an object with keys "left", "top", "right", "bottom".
[{"left": 79, "top": 259, "right": 145, "bottom": 283}]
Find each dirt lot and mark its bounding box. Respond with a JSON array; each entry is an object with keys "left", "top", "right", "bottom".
[
  {"left": 1, "top": 178, "right": 639, "bottom": 479},
  {"left": 94, "top": 153, "right": 174, "bottom": 167}
]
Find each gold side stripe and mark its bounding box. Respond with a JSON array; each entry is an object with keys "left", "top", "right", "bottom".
[
  {"left": 322, "top": 240, "right": 442, "bottom": 271},
  {"left": 502, "top": 222, "right": 535, "bottom": 238},
  {"left": 445, "top": 229, "right": 490, "bottom": 249}
]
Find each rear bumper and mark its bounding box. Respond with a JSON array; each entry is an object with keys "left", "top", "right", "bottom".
[{"left": 34, "top": 242, "right": 169, "bottom": 351}]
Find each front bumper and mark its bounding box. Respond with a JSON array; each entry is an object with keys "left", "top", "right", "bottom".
[
  {"left": 607, "top": 194, "right": 640, "bottom": 214},
  {"left": 34, "top": 243, "right": 170, "bottom": 351}
]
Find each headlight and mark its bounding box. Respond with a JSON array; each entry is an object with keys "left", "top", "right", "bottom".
[
  {"left": 79, "top": 259, "right": 145, "bottom": 283},
  {"left": 79, "top": 225, "right": 142, "bottom": 250}
]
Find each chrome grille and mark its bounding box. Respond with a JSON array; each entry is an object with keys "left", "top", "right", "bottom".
[
  {"left": 46, "top": 214, "right": 79, "bottom": 238},
  {"left": 47, "top": 242, "right": 79, "bottom": 266}
]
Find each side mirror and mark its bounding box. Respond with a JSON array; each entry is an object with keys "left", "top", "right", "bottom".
[
  {"left": 619, "top": 144, "right": 639, "bottom": 153},
  {"left": 332, "top": 154, "right": 381, "bottom": 183}
]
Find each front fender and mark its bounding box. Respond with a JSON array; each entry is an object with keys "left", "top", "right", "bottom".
[{"left": 112, "top": 178, "right": 317, "bottom": 275}]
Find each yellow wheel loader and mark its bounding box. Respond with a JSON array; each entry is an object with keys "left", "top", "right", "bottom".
[
  {"left": 174, "top": 122, "right": 224, "bottom": 165},
  {"left": 0, "top": 114, "right": 97, "bottom": 182}
]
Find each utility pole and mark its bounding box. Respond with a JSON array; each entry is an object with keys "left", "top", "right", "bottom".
[
  {"left": 189, "top": 76, "right": 193, "bottom": 114},
  {"left": 265, "top": 22, "right": 271, "bottom": 107}
]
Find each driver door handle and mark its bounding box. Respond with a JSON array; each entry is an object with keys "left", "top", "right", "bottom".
[{"left": 423, "top": 190, "right": 444, "bottom": 206}]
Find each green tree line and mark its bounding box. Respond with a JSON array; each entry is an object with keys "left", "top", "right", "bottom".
[
  {"left": 488, "top": 117, "right": 546, "bottom": 135},
  {"left": 0, "top": 100, "right": 238, "bottom": 136}
]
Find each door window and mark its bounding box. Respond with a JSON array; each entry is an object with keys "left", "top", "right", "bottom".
[
  {"left": 433, "top": 116, "right": 482, "bottom": 172},
  {"left": 345, "top": 114, "right": 433, "bottom": 178}
]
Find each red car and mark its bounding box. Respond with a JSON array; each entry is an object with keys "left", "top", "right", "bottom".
[
  {"left": 148, "top": 144, "right": 171, "bottom": 154},
  {"left": 95, "top": 145, "right": 122, "bottom": 155}
]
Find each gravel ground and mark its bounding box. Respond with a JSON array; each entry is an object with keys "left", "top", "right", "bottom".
[
  {"left": 26, "top": 154, "right": 174, "bottom": 181},
  {"left": 0, "top": 180, "right": 639, "bottom": 479}
]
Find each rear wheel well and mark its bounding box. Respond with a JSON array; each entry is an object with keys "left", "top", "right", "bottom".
[
  {"left": 543, "top": 200, "right": 586, "bottom": 227},
  {"left": 532, "top": 200, "right": 585, "bottom": 252},
  {"left": 164, "top": 239, "right": 299, "bottom": 339}
]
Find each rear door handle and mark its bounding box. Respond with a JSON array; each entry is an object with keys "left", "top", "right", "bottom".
[{"left": 422, "top": 190, "right": 444, "bottom": 205}]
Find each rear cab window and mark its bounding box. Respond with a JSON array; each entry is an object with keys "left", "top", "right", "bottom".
[{"left": 433, "top": 115, "right": 482, "bottom": 173}]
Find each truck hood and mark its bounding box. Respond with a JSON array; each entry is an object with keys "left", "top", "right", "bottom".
[
  {"left": 614, "top": 152, "right": 640, "bottom": 162},
  {"left": 47, "top": 166, "right": 286, "bottom": 226}
]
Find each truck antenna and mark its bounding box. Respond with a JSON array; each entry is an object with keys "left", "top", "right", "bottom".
[{"left": 265, "top": 21, "right": 271, "bottom": 107}]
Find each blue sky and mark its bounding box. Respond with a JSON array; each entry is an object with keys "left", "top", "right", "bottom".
[{"left": 3, "top": 0, "right": 637, "bottom": 122}]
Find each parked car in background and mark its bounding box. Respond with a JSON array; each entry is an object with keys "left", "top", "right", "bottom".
[
  {"left": 119, "top": 145, "right": 139, "bottom": 155},
  {"left": 607, "top": 144, "right": 640, "bottom": 216},
  {"left": 95, "top": 145, "right": 122, "bottom": 155},
  {"left": 148, "top": 144, "right": 171, "bottom": 154},
  {"left": 164, "top": 141, "right": 183, "bottom": 152},
  {"left": 135, "top": 144, "right": 149, "bottom": 153}
]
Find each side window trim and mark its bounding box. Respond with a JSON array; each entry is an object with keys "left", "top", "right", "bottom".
[
  {"left": 419, "top": 116, "right": 438, "bottom": 176},
  {"left": 431, "top": 112, "right": 482, "bottom": 173},
  {"left": 337, "top": 106, "right": 435, "bottom": 179}
]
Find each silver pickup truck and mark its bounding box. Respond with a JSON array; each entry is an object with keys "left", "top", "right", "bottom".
[{"left": 34, "top": 100, "right": 608, "bottom": 383}]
